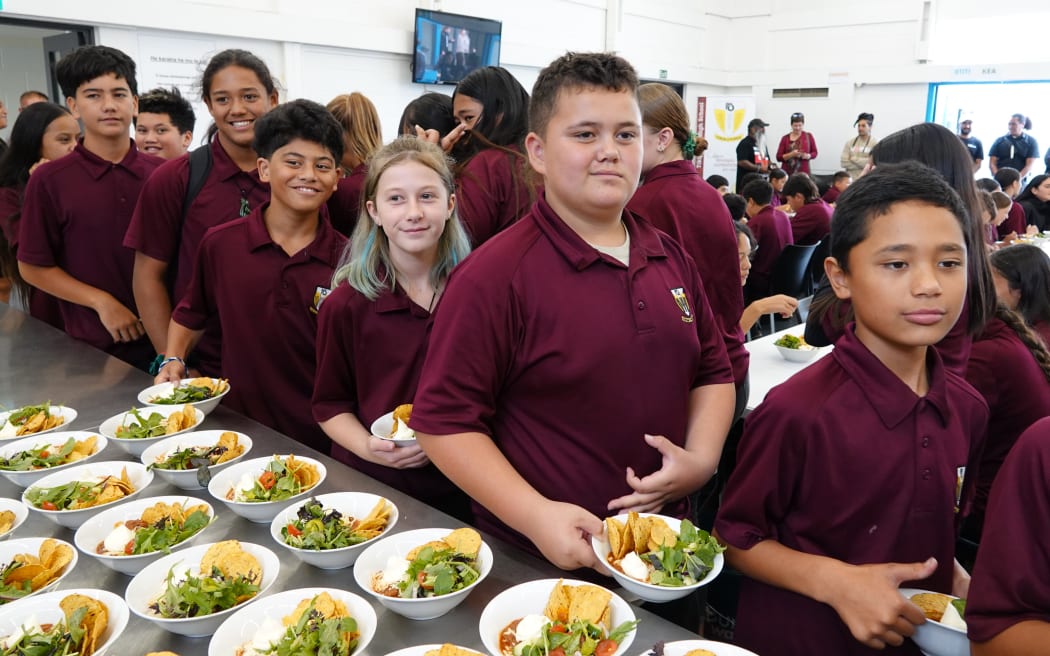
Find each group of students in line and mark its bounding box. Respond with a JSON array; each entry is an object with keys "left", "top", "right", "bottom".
[{"left": 1, "top": 42, "right": 1049, "bottom": 655}]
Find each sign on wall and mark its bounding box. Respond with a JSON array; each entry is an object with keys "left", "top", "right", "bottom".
[
  {"left": 697, "top": 95, "right": 755, "bottom": 188},
  {"left": 137, "top": 34, "right": 218, "bottom": 146}
]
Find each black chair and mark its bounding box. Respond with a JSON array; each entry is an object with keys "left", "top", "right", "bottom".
[
  {"left": 811, "top": 173, "right": 835, "bottom": 197},
  {"left": 805, "top": 235, "right": 831, "bottom": 295},
  {"left": 766, "top": 243, "right": 818, "bottom": 333}
]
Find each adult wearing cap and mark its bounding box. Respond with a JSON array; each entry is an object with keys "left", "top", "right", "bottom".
[
  {"left": 776, "top": 112, "right": 818, "bottom": 175},
  {"left": 736, "top": 118, "right": 773, "bottom": 191},
  {"left": 839, "top": 112, "right": 877, "bottom": 180},
  {"left": 989, "top": 113, "right": 1039, "bottom": 179},
  {"left": 959, "top": 119, "right": 983, "bottom": 172}
]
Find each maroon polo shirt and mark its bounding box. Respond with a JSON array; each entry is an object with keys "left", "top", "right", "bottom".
[
  {"left": 455, "top": 146, "right": 532, "bottom": 247},
  {"left": 964, "top": 316, "right": 1050, "bottom": 524},
  {"left": 326, "top": 164, "right": 366, "bottom": 237},
  {"left": 173, "top": 203, "right": 346, "bottom": 453},
  {"left": 412, "top": 193, "right": 733, "bottom": 554},
  {"left": 125, "top": 138, "right": 270, "bottom": 375},
  {"left": 627, "top": 158, "right": 749, "bottom": 387},
  {"left": 312, "top": 280, "right": 470, "bottom": 518},
  {"left": 745, "top": 204, "right": 794, "bottom": 295},
  {"left": 822, "top": 185, "right": 842, "bottom": 205},
  {"left": 18, "top": 140, "right": 162, "bottom": 366},
  {"left": 997, "top": 202, "right": 1026, "bottom": 239},
  {"left": 967, "top": 416, "right": 1050, "bottom": 642},
  {"left": 0, "top": 185, "right": 63, "bottom": 329},
  {"left": 715, "top": 325, "right": 988, "bottom": 656},
  {"left": 1033, "top": 320, "right": 1050, "bottom": 348},
  {"left": 790, "top": 199, "right": 833, "bottom": 245}
]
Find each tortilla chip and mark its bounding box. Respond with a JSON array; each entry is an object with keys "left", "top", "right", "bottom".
[
  {"left": 284, "top": 592, "right": 348, "bottom": 626},
  {"left": 911, "top": 592, "right": 951, "bottom": 622},
  {"left": 444, "top": 527, "right": 482, "bottom": 559},
  {"left": 406, "top": 540, "right": 452, "bottom": 561},
  {"left": 391, "top": 404, "right": 412, "bottom": 434},
  {"left": 145, "top": 653, "right": 181, "bottom": 656},
  {"left": 60, "top": 593, "right": 107, "bottom": 656},
  {"left": 426, "top": 645, "right": 479, "bottom": 656},
  {"left": 567, "top": 584, "right": 612, "bottom": 626},
  {"left": 201, "top": 540, "right": 261, "bottom": 581},
  {"left": 71, "top": 435, "right": 97, "bottom": 456},
  {"left": 354, "top": 498, "right": 390, "bottom": 535},
  {"left": 683, "top": 650, "right": 716, "bottom": 656},
  {"left": 5, "top": 562, "right": 45, "bottom": 584},
  {"left": 628, "top": 512, "right": 651, "bottom": 554},
  {"left": 647, "top": 518, "right": 677, "bottom": 551},
  {"left": 286, "top": 455, "right": 320, "bottom": 490},
  {"left": 215, "top": 432, "right": 244, "bottom": 463},
  {"left": 544, "top": 580, "right": 572, "bottom": 624},
  {"left": 605, "top": 517, "right": 626, "bottom": 559},
  {"left": 0, "top": 510, "right": 14, "bottom": 535}
]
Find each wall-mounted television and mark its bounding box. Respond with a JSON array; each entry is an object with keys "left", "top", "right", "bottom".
[{"left": 413, "top": 9, "right": 502, "bottom": 85}]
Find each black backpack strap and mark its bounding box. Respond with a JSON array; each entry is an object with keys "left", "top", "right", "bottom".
[{"left": 182, "top": 144, "right": 213, "bottom": 221}]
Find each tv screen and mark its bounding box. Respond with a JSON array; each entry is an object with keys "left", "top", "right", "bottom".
[{"left": 413, "top": 9, "right": 502, "bottom": 85}]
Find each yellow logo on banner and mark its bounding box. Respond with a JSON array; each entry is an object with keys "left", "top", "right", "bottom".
[{"left": 713, "top": 104, "right": 747, "bottom": 142}]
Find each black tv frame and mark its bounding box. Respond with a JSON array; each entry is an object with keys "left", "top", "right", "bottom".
[{"left": 412, "top": 8, "right": 502, "bottom": 85}]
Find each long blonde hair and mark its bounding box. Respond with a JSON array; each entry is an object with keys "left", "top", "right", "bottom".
[
  {"left": 326, "top": 92, "right": 382, "bottom": 169},
  {"left": 332, "top": 137, "right": 472, "bottom": 299}
]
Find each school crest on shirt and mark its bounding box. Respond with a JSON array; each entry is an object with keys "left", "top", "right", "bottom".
[
  {"left": 310, "top": 286, "right": 332, "bottom": 315},
  {"left": 670, "top": 287, "right": 694, "bottom": 323}
]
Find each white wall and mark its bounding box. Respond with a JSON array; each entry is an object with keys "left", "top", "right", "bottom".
[{"left": 0, "top": 31, "right": 54, "bottom": 143}]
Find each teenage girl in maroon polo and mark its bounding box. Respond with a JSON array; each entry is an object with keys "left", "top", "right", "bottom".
[
  {"left": 324, "top": 92, "right": 382, "bottom": 237},
  {"left": 716, "top": 162, "right": 988, "bottom": 655},
  {"left": 781, "top": 173, "right": 832, "bottom": 245},
  {"left": 968, "top": 417, "right": 1050, "bottom": 655},
  {"left": 448, "top": 66, "right": 534, "bottom": 246},
  {"left": 126, "top": 49, "right": 278, "bottom": 376},
  {"left": 627, "top": 82, "right": 748, "bottom": 415},
  {"left": 313, "top": 137, "right": 472, "bottom": 521},
  {"left": 990, "top": 244, "right": 1050, "bottom": 346},
  {"left": 0, "top": 102, "right": 79, "bottom": 327}
]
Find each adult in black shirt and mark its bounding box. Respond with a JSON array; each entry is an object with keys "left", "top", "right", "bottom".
[
  {"left": 958, "top": 119, "right": 983, "bottom": 172},
  {"left": 736, "top": 118, "right": 772, "bottom": 191},
  {"left": 989, "top": 113, "right": 1039, "bottom": 178}
]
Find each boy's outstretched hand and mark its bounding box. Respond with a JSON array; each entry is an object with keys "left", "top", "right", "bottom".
[
  {"left": 524, "top": 500, "right": 606, "bottom": 573},
  {"left": 826, "top": 557, "right": 937, "bottom": 649},
  {"left": 606, "top": 433, "right": 713, "bottom": 514}
]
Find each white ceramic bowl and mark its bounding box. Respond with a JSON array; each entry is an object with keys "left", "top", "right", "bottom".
[
  {"left": 0, "top": 431, "right": 109, "bottom": 488},
  {"left": 125, "top": 540, "right": 279, "bottom": 637},
  {"left": 0, "top": 499, "right": 29, "bottom": 541},
  {"left": 140, "top": 430, "right": 253, "bottom": 490},
  {"left": 353, "top": 527, "right": 493, "bottom": 620},
  {"left": 591, "top": 513, "right": 725, "bottom": 603},
  {"left": 775, "top": 343, "right": 821, "bottom": 363},
  {"left": 0, "top": 537, "right": 79, "bottom": 604},
  {"left": 73, "top": 495, "right": 217, "bottom": 576},
  {"left": 385, "top": 645, "right": 486, "bottom": 656},
  {"left": 0, "top": 405, "right": 78, "bottom": 441},
  {"left": 634, "top": 639, "right": 759, "bottom": 656},
  {"left": 22, "top": 461, "right": 154, "bottom": 529},
  {"left": 0, "top": 588, "right": 128, "bottom": 656},
  {"left": 479, "top": 579, "right": 637, "bottom": 656},
  {"left": 137, "top": 378, "right": 231, "bottom": 416},
  {"left": 98, "top": 406, "right": 205, "bottom": 458},
  {"left": 269, "top": 492, "right": 398, "bottom": 569},
  {"left": 899, "top": 588, "right": 969, "bottom": 656},
  {"left": 370, "top": 410, "right": 418, "bottom": 447},
  {"left": 207, "top": 455, "right": 327, "bottom": 523},
  {"left": 208, "top": 586, "right": 377, "bottom": 656}
]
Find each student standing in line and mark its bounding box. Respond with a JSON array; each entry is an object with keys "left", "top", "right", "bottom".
[
  {"left": 412, "top": 52, "right": 735, "bottom": 571},
  {"left": 840, "top": 112, "right": 877, "bottom": 180},
  {"left": 446, "top": 66, "right": 535, "bottom": 246},
  {"left": 156, "top": 100, "right": 345, "bottom": 454},
  {"left": 400, "top": 92, "right": 457, "bottom": 141},
  {"left": 18, "top": 91, "right": 48, "bottom": 111},
  {"left": 126, "top": 49, "right": 279, "bottom": 376},
  {"left": 325, "top": 92, "right": 382, "bottom": 236},
  {"left": 989, "top": 113, "right": 1039, "bottom": 179},
  {"left": 313, "top": 137, "right": 473, "bottom": 521},
  {"left": 627, "top": 82, "right": 748, "bottom": 418},
  {"left": 0, "top": 103, "right": 79, "bottom": 322},
  {"left": 18, "top": 45, "right": 163, "bottom": 369},
  {"left": 715, "top": 162, "right": 988, "bottom": 655},
  {"left": 776, "top": 111, "right": 817, "bottom": 175},
  {"left": 782, "top": 173, "right": 832, "bottom": 245},
  {"left": 134, "top": 87, "right": 195, "bottom": 160},
  {"left": 967, "top": 417, "right": 1050, "bottom": 656},
  {"left": 990, "top": 244, "right": 1050, "bottom": 347}
]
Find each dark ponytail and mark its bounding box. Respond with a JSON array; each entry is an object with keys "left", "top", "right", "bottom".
[{"left": 996, "top": 304, "right": 1050, "bottom": 383}]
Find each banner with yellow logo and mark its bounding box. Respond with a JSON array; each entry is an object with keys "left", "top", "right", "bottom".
[{"left": 695, "top": 95, "right": 755, "bottom": 183}]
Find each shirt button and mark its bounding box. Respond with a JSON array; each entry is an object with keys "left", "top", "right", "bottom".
[
  {"left": 922, "top": 468, "right": 931, "bottom": 480},
  {"left": 921, "top": 436, "right": 930, "bottom": 448},
  {"left": 637, "top": 301, "right": 646, "bottom": 310},
  {"left": 282, "top": 281, "right": 289, "bottom": 289}
]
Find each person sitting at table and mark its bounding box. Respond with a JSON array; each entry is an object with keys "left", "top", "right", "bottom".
[
  {"left": 1016, "top": 174, "right": 1050, "bottom": 232},
  {"left": 156, "top": 100, "right": 346, "bottom": 454},
  {"left": 769, "top": 167, "right": 788, "bottom": 208},
  {"left": 723, "top": 193, "right": 746, "bottom": 223},
  {"left": 312, "top": 136, "right": 473, "bottom": 521},
  {"left": 735, "top": 221, "right": 798, "bottom": 333},
  {"left": 993, "top": 167, "right": 1029, "bottom": 240},
  {"left": 990, "top": 244, "right": 1050, "bottom": 347},
  {"left": 706, "top": 174, "right": 729, "bottom": 195},
  {"left": 821, "top": 170, "right": 852, "bottom": 205},
  {"left": 742, "top": 179, "right": 793, "bottom": 303},
  {"left": 782, "top": 173, "right": 832, "bottom": 246},
  {"left": 715, "top": 161, "right": 987, "bottom": 655}
]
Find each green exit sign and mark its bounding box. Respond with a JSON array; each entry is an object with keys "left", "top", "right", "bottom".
[{"left": 659, "top": 69, "right": 668, "bottom": 79}]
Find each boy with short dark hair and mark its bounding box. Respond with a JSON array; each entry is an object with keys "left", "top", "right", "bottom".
[
  {"left": 18, "top": 45, "right": 163, "bottom": 369},
  {"left": 156, "top": 99, "right": 346, "bottom": 453},
  {"left": 412, "top": 52, "right": 735, "bottom": 571},
  {"left": 135, "top": 86, "right": 195, "bottom": 160},
  {"left": 741, "top": 178, "right": 793, "bottom": 302},
  {"left": 715, "top": 161, "right": 989, "bottom": 655},
  {"left": 822, "top": 169, "right": 852, "bottom": 204}
]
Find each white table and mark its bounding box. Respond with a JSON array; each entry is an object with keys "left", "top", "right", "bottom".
[{"left": 743, "top": 326, "right": 834, "bottom": 412}]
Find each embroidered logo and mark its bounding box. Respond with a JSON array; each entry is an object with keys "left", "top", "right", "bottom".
[
  {"left": 311, "top": 286, "right": 331, "bottom": 315},
  {"left": 954, "top": 465, "right": 966, "bottom": 514},
  {"left": 670, "top": 287, "right": 694, "bottom": 323}
]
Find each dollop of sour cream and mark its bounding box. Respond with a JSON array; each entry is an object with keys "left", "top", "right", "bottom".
[
  {"left": 232, "top": 471, "right": 257, "bottom": 501},
  {"left": 0, "top": 422, "right": 17, "bottom": 439},
  {"left": 619, "top": 551, "right": 650, "bottom": 582},
  {"left": 102, "top": 523, "right": 137, "bottom": 554},
  {"left": 514, "top": 614, "right": 551, "bottom": 643},
  {"left": 390, "top": 420, "right": 415, "bottom": 441},
  {"left": 939, "top": 601, "right": 967, "bottom": 631},
  {"left": 239, "top": 616, "right": 285, "bottom": 655},
  {"left": 376, "top": 556, "right": 411, "bottom": 589}
]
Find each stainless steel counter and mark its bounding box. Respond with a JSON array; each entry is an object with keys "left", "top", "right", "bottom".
[{"left": 0, "top": 306, "right": 703, "bottom": 655}]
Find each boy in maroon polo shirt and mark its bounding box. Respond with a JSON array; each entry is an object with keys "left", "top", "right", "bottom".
[
  {"left": 412, "top": 52, "right": 736, "bottom": 571},
  {"left": 155, "top": 100, "right": 345, "bottom": 453},
  {"left": 741, "top": 178, "right": 793, "bottom": 303},
  {"left": 782, "top": 173, "right": 832, "bottom": 245},
  {"left": 715, "top": 162, "right": 989, "bottom": 656},
  {"left": 17, "top": 45, "right": 163, "bottom": 369}
]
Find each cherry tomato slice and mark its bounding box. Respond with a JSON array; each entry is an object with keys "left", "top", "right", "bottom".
[
  {"left": 595, "top": 640, "right": 617, "bottom": 656},
  {"left": 286, "top": 523, "right": 302, "bottom": 537},
  {"left": 258, "top": 470, "right": 277, "bottom": 490},
  {"left": 549, "top": 625, "right": 569, "bottom": 634},
  {"left": 124, "top": 539, "right": 136, "bottom": 555},
  {"left": 41, "top": 501, "right": 57, "bottom": 511},
  {"left": 550, "top": 648, "right": 566, "bottom": 656}
]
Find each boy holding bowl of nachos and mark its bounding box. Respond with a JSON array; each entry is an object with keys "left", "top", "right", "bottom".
[{"left": 412, "top": 52, "right": 734, "bottom": 581}]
